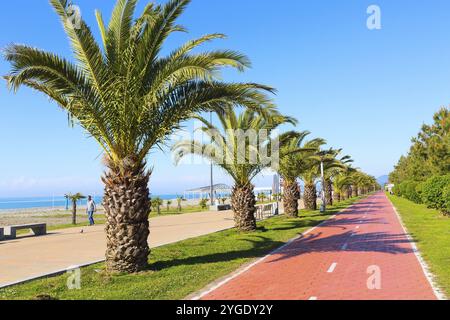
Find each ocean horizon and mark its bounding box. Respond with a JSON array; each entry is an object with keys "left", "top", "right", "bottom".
[{"left": 0, "top": 194, "right": 200, "bottom": 211}]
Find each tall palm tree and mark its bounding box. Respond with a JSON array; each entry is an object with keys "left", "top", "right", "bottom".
[
  {"left": 323, "top": 151, "right": 353, "bottom": 206},
  {"left": 3, "top": 0, "right": 274, "bottom": 273},
  {"left": 173, "top": 106, "right": 295, "bottom": 231},
  {"left": 298, "top": 147, "right": 339, "bottom": 211},
  {"left": 277, "top": 131, "right": 325, "bottom": 217},
  {"left": 65, "top": 193, "right": 86, "bottom": 225},
  {"left": 332, "top": 169, "right": 354, "bottom": 203}
]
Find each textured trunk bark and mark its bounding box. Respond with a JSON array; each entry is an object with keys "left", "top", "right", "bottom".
[
  {"left": 283, "top": 179, "right": 300, "bottom": 217},
  {"left": 72, "top": 201, "right": 77, "bottom": 225},
  {"left": 231, "top": 184, "right": 257, "bottom": 232},
  {"left": 324, "top": 178, "right": 333, "bottom": 206},
  {"left": 303, "top": 183, "right": 317, "bottom": 210},
  {"left": 102, "top": 158, "right": 151, "bottom": 273},
  {"left": 347, "top": 187, "right": 352, "bottom": 199}
]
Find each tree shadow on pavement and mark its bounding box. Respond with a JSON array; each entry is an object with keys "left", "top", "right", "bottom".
[{"left": 267, "top": 231, "right": 414, "bottom": 264}]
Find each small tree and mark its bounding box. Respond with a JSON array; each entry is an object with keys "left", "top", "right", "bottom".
[
  {"left": 199, "top": 198, "right": 208, "bottom": 210},
  {"left": 166, "top": 200, "right": 172, "bottom": 212},
  {"left": 65, "top": 193, "right": 86, "bottom": 225},
  {"left": 176, "top": 196, "right": 184, "bottom": 212},
  {"left": 152, "top": 197, "right": 163, "bottom": 215},
  {"left": 257, "top": 193, "right": 267, "bottom": 204}
]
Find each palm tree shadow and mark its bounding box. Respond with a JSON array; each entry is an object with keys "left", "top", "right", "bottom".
[
  {"left": 148, "top": 235, "right": 284, "bottom": 271},
  {"left": 268, "top": 231, "right": 414, "bottom": 264},
  {"left": 147, "top": 228, "right": 416, "bottom": 272}
]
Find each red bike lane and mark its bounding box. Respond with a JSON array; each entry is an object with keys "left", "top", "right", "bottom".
[{"left": 199, "top": 192, "right": 439, "bottom": 300}]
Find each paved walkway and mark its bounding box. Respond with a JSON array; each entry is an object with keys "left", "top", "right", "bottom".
[
  {"left": 200, "top": 193, "right": 439, "bottom": 300},
  {"left": 0, "top": 210, "right": 235, "bottom": 288}
]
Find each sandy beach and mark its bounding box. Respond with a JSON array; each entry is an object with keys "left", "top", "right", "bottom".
[{"left": 0, "top": 198, "right": 209, "bottom": 227}]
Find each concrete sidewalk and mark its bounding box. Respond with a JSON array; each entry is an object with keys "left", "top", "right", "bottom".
[{"left": 0, "top": 210, "right": 235, "bottom": 288}]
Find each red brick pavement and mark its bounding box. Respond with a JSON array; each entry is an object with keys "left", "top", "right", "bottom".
[{"left": 200, "top": 192, "right": 438, "bottom": 300}]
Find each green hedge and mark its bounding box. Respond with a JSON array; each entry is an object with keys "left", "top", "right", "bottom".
[
  {"left": 443, "top": 185, "right": 450, "bottom": 215},
  {"left": 393, "top": 175, "right": 450, "bottom": 215},
  {"left": 421, "top": 175, "right": 450, "bottom": 215},
  {"left": 393, "top": 180, "right": 423, "bottom": 204}
]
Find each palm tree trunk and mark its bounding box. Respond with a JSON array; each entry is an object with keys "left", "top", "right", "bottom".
[
  {"left": 102, "top": 158, "right": 151, "bottom": 273},
  {"left": 333, "top": 191, "right": 341, "bottom": 203},
  {"left": 324, "top": 178, "right": 333, "bottom": 206},
  {"left": 231, "top": 184, "right": 257, "bottom": 232},
  {"left": 283, "top": 179, "right": 299, "bottom": 217},
  {"left": 347, "top": 187, "right": 352, "bottom": 199},
  {"left": 352, "top": 186, "right": 358, "bottom": 198},
  {"left": 72, "top": 200, "right": 77, "bottom": 225},
  {"left": 303, "top": 183, "right": 317, "bottom": 210}
]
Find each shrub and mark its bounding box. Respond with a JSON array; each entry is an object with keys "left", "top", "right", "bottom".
[
  {"left": 416, "top": 182, "right": 424, "bottom": 204},
  {"left": 422, "top": 175, "right": 450, "bottom": 213},
  {"left": 199, "top": 198, "right": 209, "bottom": 210},
  {"left": 392, "top": 185, "right": 400, "bottom": 196},
  {"left": 442, "top": 185, "right": 450, "bottom": 215},
  {"left": 404, "top": 181, "right": 422, "bottom": 204}
]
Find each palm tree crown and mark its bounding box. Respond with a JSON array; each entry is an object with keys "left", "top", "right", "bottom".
[
  {"left": 172, "top": 106, "right": 295, "bottom": 231},
  {"left": 3, "top": 0, "right": 274, "bottom": 167}
]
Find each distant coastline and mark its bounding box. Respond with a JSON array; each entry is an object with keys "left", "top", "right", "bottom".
[{"left": 0, "top": 194, "right": 201, "bottom": 212}]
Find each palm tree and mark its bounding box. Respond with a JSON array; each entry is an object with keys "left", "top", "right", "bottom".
[
  {"left": 3, "top": 0, "right": 274, "bottom": 273},
  {"left": 65, "top": 193, "right": 86, "bottom": 225},
  {"left": 257, "top": 193, "right": 267, "bottom": 204},
  {"left": 152, "top": 197, "right": 163, "bottom": 215},
  {"left": 332, "top": 170, "right": 353, "bottom": 203},
  {"left": 176, "top": 196, "right": 184, "bottom": 212},
  {"left": 277, "top": 131, "right": 325, "bottom": 217},
  {"left": 298, "top": 148, "right": 346, "bottom": 210},
  {"left": 323, "top": 151, "right": 353, "bottom": 206},
  {"left": 173, "top": 106, "right": 295, "bottom": 231},
  {"left": 166, "top": 200, "right": 172, "bottom": 212}
]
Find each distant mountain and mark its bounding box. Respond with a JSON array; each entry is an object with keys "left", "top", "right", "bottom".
[{"left": 377, "top": 175, "right": 389, "bottom": 186}]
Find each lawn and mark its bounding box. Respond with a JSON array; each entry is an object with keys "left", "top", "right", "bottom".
[
  {"left": 0, "top": 198, "right": 362, "bottom": 300},
  {"left": 388, "top": 194, "right": 450, "bottom": 297}
]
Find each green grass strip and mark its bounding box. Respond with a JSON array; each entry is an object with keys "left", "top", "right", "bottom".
[{"left": 388, "top": 194, "right": 450, "bottom": 297}]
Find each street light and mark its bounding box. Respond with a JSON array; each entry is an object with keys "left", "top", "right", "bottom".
[
  {"left": 209, "top": 111, "right": 215, "bottom": 207},
  {"left": 320, "top": 160, "right": 326, "bottom": 213}
]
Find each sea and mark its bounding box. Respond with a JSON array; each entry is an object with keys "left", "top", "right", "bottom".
[{"left": 0, "top": 194, "right": 190, "bottom": 212}]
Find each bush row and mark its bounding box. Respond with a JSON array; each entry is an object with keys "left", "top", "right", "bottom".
[{"left": 393, "top": 175, "right": 450, "bottom": 215}]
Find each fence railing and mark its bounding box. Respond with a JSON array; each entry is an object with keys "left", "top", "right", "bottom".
[{"left": 255, "top": 202, "right": 279, "bottom": 221}]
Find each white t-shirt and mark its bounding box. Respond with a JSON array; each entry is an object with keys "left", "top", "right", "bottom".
[{"left": 87, "top": 200, "right": 96, "bottom": 212}]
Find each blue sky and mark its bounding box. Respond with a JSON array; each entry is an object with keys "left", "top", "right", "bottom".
[{"left": 1, "top": 0, "right": 449, "bottom": 197}]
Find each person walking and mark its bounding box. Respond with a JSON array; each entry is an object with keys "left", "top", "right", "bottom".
[{"left": 86, "top": 195, "right": 97, "bottom": 226}]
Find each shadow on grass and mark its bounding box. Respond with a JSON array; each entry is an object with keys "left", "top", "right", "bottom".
[{"left": 149, "top": 236, "right": 285, "bottom": 272}]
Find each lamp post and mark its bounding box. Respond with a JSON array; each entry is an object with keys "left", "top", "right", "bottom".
[
  {"left": 209, "top": 111, "right": 215, "bottom": 207},
  {"left": 320, "top": 160, "right": 326, "bottom": 213}
]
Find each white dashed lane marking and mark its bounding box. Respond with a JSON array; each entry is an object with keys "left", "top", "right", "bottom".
[{"left": 327, "top": 263, "right": 338, "bottom": 273}]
